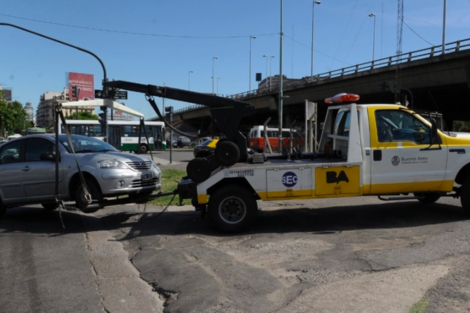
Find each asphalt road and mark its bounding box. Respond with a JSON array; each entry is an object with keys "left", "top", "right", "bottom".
[{"left": 2, "top": 151, "right": 470, "bottom": 313}]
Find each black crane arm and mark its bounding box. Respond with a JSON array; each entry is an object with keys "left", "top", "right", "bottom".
[{"left": 103, "top": 80, "right": 254, "bottom": 162}]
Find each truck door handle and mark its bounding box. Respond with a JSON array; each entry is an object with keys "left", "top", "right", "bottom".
[
  {"left": 22, "top": 166, "right": 31, "bottom": 172},
  {"left": 450, "top": 149, "right": 465, "bottom": 154},
  {"left": 373, "top": 150, "right": 382, "bottom": 161}
]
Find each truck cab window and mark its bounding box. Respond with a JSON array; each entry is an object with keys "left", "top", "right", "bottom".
[{"left": 375, "top": 110, "right": 430, "bottom": 143}]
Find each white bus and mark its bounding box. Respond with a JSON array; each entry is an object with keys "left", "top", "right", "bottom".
[{"left": 58, "top": 120, "right": 165, "bottom": 153}]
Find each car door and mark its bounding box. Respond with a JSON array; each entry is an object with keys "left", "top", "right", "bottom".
[
  {"left": 0, "top": 139, "right": 26, "bottom": 203},
  {"left": 22, "top": 137, "right": 61, "bottom": 199},
  {"left": 368, "top": 107, "right": 448, "bottom": 194}
]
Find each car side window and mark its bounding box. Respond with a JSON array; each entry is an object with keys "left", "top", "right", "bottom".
[
  {"left": 0, "top": 141, "right": 22, "bottom": 164},
  {"left": 375, "top": 110, "right": 430, "bottom": 143},
  {"left": 25, "top": 138, "right": 54, "bottom": 161}
]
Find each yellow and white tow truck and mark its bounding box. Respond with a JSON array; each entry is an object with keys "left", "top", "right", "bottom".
[
  {"left": 177, "top": 93, "right": 470, "bottom": 232},
  {"left": 102, "top": 81, "right": 470, "bottom": 233}
]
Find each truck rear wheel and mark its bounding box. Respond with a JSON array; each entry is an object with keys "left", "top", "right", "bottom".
[
  {"left": 208, "top": 185, "right": 257, "bottom": 233},
  {"left": 414, "top": 193, "right": 441, "bottom": 204},
  {"left": 461, "top": 176, "right": 470, "bottom": 216}
]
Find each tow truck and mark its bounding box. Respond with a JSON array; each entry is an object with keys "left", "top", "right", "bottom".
[{"left": 103, "top": 81, "right": 470, "bottom": 233}]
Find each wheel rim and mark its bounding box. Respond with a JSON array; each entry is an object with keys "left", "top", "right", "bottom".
[{"left": 218, "top": 196, "right": 247, "bottom": 224}]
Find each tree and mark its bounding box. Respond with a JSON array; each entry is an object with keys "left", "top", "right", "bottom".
[
  {"left": 0, "top": 90, "right": 28, "bottom": 136},
  {"left": 67, "top": 111, "right": 99, "bottom": 120}
]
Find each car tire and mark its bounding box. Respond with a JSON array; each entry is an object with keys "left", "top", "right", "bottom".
[
  {"left": 208, "top": 185, "right": 257, "bottom": 233},
  {"left": 461, "top": 176, "right": 470, "bottom": 216},
  {"left": 414, "top": 192, "right": 441, "bottom": 204},
  {"left": 74, "top": 178, "right": 103, "bottom": 213},
  {"left": 215, "top": 141, "right": 240, "bottom": 166},
  {"left": 42, "top": 202, "right": 59, "bottom": 211},
  {"left": 186, "top": 158, "right": 211, "bottom": 182},
  {"left": 136, "top": 144, "right": 148, "bottom": 154},
  {"left": 0, "top": 199, "right": 6, "bottom": 219}
]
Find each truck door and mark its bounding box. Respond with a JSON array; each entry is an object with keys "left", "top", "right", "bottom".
[{"left": 368, "top": 107, "right": 447, "bottom": 194}]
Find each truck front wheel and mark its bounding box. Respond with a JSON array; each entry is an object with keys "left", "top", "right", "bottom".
[
  {"left": 208, "top": 185, "right": 257, "bottom": 233},
  {"left": 461, "top": 176, "right": 470, "bottom": 216}
]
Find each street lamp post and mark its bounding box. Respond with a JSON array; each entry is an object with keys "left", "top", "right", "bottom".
[
  {"left": 442, "top": 0, "right": 447, "bottom": 54},
  {"left": 369, "top": 13, "right": 376, "bottom": 61},
  {"left": 269, "top": 56, "right": 275, "bottom": 90},
  {"left": 212, "top": 56, "right": 218, "bottom": 94},
  {"left": 311, "top": 1, "right": 321, "bottom": 79},
  {"left": 249, "top": 36, "right": 256, "bottom": 91},
  {"left": 263, "top": 55, "right": 269, "bottom": 90},
  {"left": 188, "top": 70, "right": 193, "bottom": 91}
]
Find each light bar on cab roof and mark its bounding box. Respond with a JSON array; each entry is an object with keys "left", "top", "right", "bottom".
[{"left": 325, "top": 93, "right": 360, "bottom": 104}]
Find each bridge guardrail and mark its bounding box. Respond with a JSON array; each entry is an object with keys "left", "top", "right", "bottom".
[{"left": 174, "top": 38, "right": 470, "bottom": 114}]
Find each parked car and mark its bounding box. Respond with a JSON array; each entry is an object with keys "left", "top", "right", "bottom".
[
  {"left": 0, "top": 134, "right": 162, "bottom": 218},
  {"left": 177, "top": 136, "right": 191, "bottom": 147},
  {"left": 193, "top": 139, "right": 255, "bottom": 158},
  {"left": 193, "top": 139, "right": 218, "bottom": 157}
]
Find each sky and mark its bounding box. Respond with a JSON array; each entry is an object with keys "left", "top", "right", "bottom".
[{"left": 1, "top": 0, "right": 470, "bottom": 119}]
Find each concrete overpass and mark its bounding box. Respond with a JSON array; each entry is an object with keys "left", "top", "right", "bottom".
[{"left": 161, "top": 38, "right": 470, "bottom": 134}]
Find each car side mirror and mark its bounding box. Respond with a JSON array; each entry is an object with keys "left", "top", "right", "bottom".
[{"left": 39, "top": 153, "right": 56, "bottom": 161}]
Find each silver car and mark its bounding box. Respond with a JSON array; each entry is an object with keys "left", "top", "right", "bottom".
[{"left": 0, "top": 134, "right": 161, "bottom": 217}]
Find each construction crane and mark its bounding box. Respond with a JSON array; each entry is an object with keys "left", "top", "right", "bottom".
[{"left": 395, "top": 0, "right": 404, "bottom": 103}]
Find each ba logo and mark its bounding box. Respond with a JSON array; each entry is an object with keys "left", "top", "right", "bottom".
[
  {"left": 326, "top": 171, "right": 349, "bottom": 184},
  {"left": 282, "top": 171, "right": 298, "bottom": 187}
]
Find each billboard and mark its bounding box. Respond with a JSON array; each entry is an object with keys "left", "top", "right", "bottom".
[{"left": 67, "top": 72, "right": 94, "bottom": 100}]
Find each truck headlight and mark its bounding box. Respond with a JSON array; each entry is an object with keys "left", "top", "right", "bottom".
[{"left": 97, "top": 159, "right": 125, "bottom": 169}]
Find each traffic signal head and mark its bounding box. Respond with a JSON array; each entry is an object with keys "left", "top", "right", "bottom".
[
  {"left": 165, "top": 106, "right": 173, "bottom": 114},
  {"left": 71, "top": 85, "right": 78, "bottom": 98}
]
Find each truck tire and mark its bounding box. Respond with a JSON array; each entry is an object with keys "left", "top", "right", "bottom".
[
  {"left": 208, "top": 185, "right": 257, "bottom": 233},
  {"left": 215, "top": 141, "right": 240, "bottom": 166},
  {"left": 414, "top": 193, "right": 441, "bottom": 204},
  {"left": 187, "top": 158, "right": 211, "bottom": 182},
  {"left": 461, "top": 176, "right": 470, "bottom": 216},
  {"left": 74, "top": 178, "right": 103, "bottom": 213}
]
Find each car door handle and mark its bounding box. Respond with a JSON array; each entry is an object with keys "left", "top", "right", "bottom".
[
  {"left": 450, "top": 149, "right": 465, "bottom": 154},
  {"left": 22, "top": 166, "right": 31, "bottom": 172}
]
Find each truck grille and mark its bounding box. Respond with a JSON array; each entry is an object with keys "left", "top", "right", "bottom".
[
  {"left": 126, "top": 161, "right": 152, "bottom": 170},
  {"left": 130, "top": 178, "right": 157, "bottom": 188}
]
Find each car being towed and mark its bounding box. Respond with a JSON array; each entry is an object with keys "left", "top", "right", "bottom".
[{"left": 0, "top": 134, "right": 162, "bottom": 217}]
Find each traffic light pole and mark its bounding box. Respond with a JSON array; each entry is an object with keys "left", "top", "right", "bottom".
[{"left": 165, "top": 106, "right": 174, "bottom": 164}]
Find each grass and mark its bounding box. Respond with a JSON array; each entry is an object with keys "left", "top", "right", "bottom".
[
  {"left": 408, "top": 296, "right": 429, "bottom": 313},
  {"left": 149, "top": 168, "right": 192, "bottom": 206}
]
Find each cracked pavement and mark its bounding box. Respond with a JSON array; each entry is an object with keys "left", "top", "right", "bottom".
[{"left": 95, "top": 195, "right": 470, "bottom": 313}]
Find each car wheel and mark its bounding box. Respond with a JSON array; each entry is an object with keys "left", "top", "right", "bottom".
[
  {"left": 136, "top": 144, "right": 148, "bottom": 154},
  {"left": 215, "top": 141, "right": 240, "bottom": 166},
  {"left": 461, "top": 176, "right": 470, "bottom": 216},
  {"left": 74, "top": 178, "right": 103, "bottom": 213},
  {"left": 186, "top": 158, "right": 211, "bottom": 182},
  {"left": 414, "top": 192, "right": 441, "bottom": 204},
  {"left": 42, "top": 202, "right": 59, "bottom": 211},
  {"left": 208, "top": 185, "right": 257, "bottom": 233},
  {"left": 0, "top": 199, "right": 6, "bottom": 219}
]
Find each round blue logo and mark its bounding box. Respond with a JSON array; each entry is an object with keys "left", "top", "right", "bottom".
[{"left": 282, "top": 171, "right": 298, "bottom": 187}]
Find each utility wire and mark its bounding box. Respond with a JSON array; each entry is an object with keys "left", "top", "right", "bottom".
[
  {"left": 0, "top": 13, "right": 276, "bottom": 39},
  {"left": 403, "top": 20, "right": 435, "bottom": 46}
]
